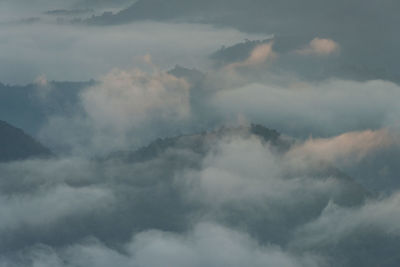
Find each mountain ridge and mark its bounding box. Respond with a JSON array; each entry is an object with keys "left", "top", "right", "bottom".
[{"left": 0, "top": 120, "right": 52, "bottom": 162}]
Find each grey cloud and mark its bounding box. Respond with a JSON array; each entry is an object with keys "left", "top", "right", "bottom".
[
  {"left": 0, "top": 223, "right": 323, "bottom": 267},
  {"left": 6, "top": 56, "right": 399, "bottom": 199},
  {"left": 210, "top": 37, "right": 395, "bottom": 82},
  {"left": 73, "top": 0, "right": 136, "bottom": 9},
  {"left": 44, "top": 9, "right": 94, "bottom": 17},
  {"left": 30, "top": 61, "right": 400, "bottom": 166},
  {"left": 0, "top": 22, "right": 262, "bottom": 84},
  {"left": 0, "top": 185, "right": 112, "bottom": 233},
  {"left": 1, "top": 1, "right": 399, "bottom": 266},
  {"left": 343, "top": 145, "right": 400, "bottom": 193},
  {"left": 290, "top": 195, "right": 400, "bottom": 266},
  {"left": 0, "top": 128, "right": 398, "bottom": 266},
  {"left": 38, "top": 68, "right": 193, "bottom": 155},
  {"left": 1, "top": 0, "right": 398, "bottom": 84},
  {"left": 87, "top": 0, "right": 400, "bottom": 83},
  {"left": 294, "top": 194, "right": 400, "bottom": 246},
  {"left": 212, "top": 79, "right": 400, "bottom": 137}
]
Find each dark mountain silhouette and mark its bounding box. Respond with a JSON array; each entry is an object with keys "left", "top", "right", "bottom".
[
  {"left": 168, "top": 65, "right": 205, "bottom": 85},
  {"left": 210, "top": 39, "right": 272, "bottom": 67},
  {"left": 109, "top": 123, "right": 366, "bottom": 205},
  {"left": 110, "top": 124, "right": 285, "bottom": 163},
  {"left": 0, "top": 80, "right": 93, "bottom": 135},
  {"left": 0, "top": 120, "right": 52, "bottom": 162}
]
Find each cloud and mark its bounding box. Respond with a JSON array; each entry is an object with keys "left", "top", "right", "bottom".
[
  {"left": 0, "top": 184, "right": 113, "bottom": 233},
  {"left": 0, "top": 128, "right": 398, "bottom": 266},
  {"left": 175, "top": 132, "right": 368, "bottom": 244},
  {"left": 38, "top": 67, "right": 193, "bottom": 155},
  {"left": 88, "top": 0, "right": 400, "bottom": 83},
  {"left": 1, "top": 1, "right": 400, "bottom": 266},
  {"left": 123, "top": 223, "right": 321, "bottom": 267},
  {"left": 35, "top": 65, "right": 400, "bottom": 157},
  {"left": 287, "top": 129, "right": 394, "bottom": 167},
  {"left": 293, "top": 192, "right": 400, "bottom": 247},
  {"left": 180, "top": 136, "right": 338, "bottom": 206},
  {"left": 44, "top": 9, "right": 94, "bottom": 16},
  {"left": 0, "top": 21, "right": 264, "bottom": 84},
  {"left": 34, "top": 75, "right": 48, "bottom": 87},
  {"left": 212, "top": 79, "right": 400, "bottom": 137},
  {"left": 82, "top": 68, "right": 191, "bottom": 131},
  {"left": 1, "top": 223, "right": 322, "bottom": 267},
  {"left": 295, "top": 38, "right": 339, "bottom": 56},
  {"left": 226, "top": 42, "right": 277, "bottom": 70}
]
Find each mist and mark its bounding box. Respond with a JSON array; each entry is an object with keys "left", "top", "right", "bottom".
[{"left": 1, "top": 1, "right": 399, "bottom": 266}]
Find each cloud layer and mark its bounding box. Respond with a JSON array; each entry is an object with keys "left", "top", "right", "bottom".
[
  {"left": 1, "top": 1, "right": 400, "bottom": 266},
  {"left": 1, "top": 129, "right": 399, "bottom": 266}
]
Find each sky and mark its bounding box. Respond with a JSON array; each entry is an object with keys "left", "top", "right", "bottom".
[{"left": 1, "top": 1, "right": 400, "bottom": 266}]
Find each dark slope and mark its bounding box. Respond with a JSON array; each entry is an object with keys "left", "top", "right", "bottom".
[
  {"left": 110, "top": 124, "right": 285, "bottom": 163},
  {"left": 210, "top": 39, "right": 272, "bottom": 67},
  {"left": 0, "top": 81, "right": 93, "bottom": 135},
  {"left": 0, "top": 120, "right": 52, "bottom": 162}
]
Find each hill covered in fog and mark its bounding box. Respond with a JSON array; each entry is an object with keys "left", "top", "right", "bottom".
[{"left": 0, "top": 120, "right": 52, "bottom": 162}]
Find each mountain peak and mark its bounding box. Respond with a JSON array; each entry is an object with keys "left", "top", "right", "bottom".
[{"left": 0, "top": 120, "right": 52, "bottom": 162}]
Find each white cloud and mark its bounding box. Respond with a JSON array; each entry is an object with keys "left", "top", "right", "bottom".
[
  {"left": 39, "top": 68, "right": 192, "bottom": 155},
  {"left": 212, "top": 79, "right": 400, "bottom": 137},
  {"left": 4, "top": 223, "right": 322, "bottom": 267},
  {"left": 82, "top": 68, "right": 191, "bottom": 131},
  {"left": 0, "top": 128, "right": 397, "bottom": 266},
  {"left": 179, "top": 135, "right": 357, "bottom": 208},
  {"left": 286, "top": 129, "right": 395, "bottom": 167},
  {"left": 295, "top": 38, "right": 339, "bottom": 56},
  {"left": 0, "top": 22, "right": 265, "bottom": 84},
  {"left": 293, "top": 192, "right": 400, "bottom": 248},
  {"left": 226, "top": 42, "right": 277, "bottom": 70}
]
